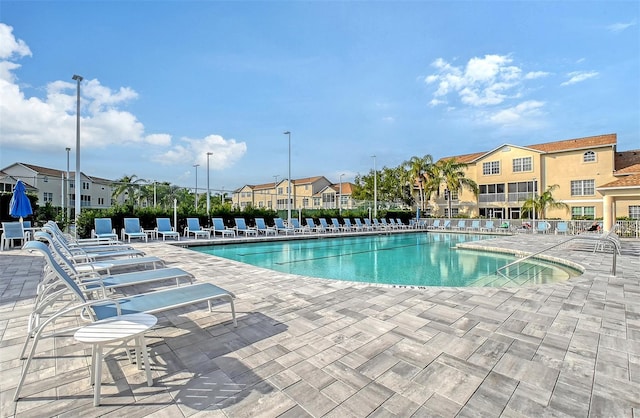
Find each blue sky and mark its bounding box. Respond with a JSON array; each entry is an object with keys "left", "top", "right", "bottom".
[{"left": 1, "top": 1, "right": 638, "bottom": 194}]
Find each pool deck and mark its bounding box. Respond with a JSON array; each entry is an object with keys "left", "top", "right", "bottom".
[{"left": 1, "top": 233, "right": 639, "bottom": 417}]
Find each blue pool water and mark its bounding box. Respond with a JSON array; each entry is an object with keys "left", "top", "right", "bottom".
[{"left": 192, "top": 233, "right": 580, "bottom": 287}]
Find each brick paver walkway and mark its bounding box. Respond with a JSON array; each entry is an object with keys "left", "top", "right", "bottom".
[{"left": 1, "top": 233, "right": 638, "bottom": 417}]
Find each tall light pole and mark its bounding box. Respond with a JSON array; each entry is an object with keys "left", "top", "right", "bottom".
[
  {"left": 65, "top": 147, "right": 71, "bottom": 222},
  {"left": 283, "top": 131, "right": 292, "bottom": 225},
  {"left": 72, "top": 74, "right": 83, "bottom": 230},
  {"left": 532, "top": 177, "right": 537, "bottom": 230},
  {"left": 339, "top": 173, "right": 344, "bottom": 215},
  {"left": 193, "top": 164, "right": 199, "bottom": 209},
  {"left": 206, "top": 152, "right": 213, "bottom": 214},
  {"left": 372, "top": 155, "right": 377, "bottom": 219}
]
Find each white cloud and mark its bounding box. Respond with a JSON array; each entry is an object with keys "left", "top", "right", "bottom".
[
  {"left": 381, "top": 116, "right": 395, "bottom": 123},
  {"left": 524, "top": 71, "right": 550, "bottom": 79},
  {"left": 0, "top": 23, "right": 31, "bottom": 62},
  {"left": 561, "top": 71, "right": 599, "bottom": 86},
  {"left": 425, "top": 54, "right": 530, "bottom": 107},
  {"left": 0, "top": 23, "right": 250, "bottom": 174},
  {"left": 488, "top": 100, "right": 545, "bottom": 125},
  {"left": 154, "top": 134, "right": 247, "bottom": 170},
  {"left": 606, "top": 20, "right": 636, "bottom": 33}
]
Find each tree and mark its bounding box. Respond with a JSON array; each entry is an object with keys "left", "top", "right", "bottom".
[
  {"left": 111, "top": 174, "right": 147, "bottom": 207},
  {"left": 403, "top": 155, "right": 433, "bottom": 212},
  {"left": 521, "top": 184, "right": 569, "bottom": 219},
  {"left": 434, "top": 158, "right": 478, "bottom": 218}
]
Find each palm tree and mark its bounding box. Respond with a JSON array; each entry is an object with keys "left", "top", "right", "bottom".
[
  {"left": 403, "top": 155, "right": 433, "bottom": 213},
  {"left": 112, "top": 174, "right": 147, "bottom": 206},
  {"left": 435, "top": 158, "right": 478, "bottom": 218},
  {"left": 521, "top": 184, "right": 569, "bottom": 219}
]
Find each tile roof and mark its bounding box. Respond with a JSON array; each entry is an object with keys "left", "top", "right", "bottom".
[
  {"left": 598, "top": 173, "right": 640, "bottom": 188},
  {"left": 614, "top": 150, "right": 640, "bottom": 172},
  {"left": 526, "top": 133, "right": 617, "bottom": 153},
  {"left": 292, "top": 176, "right": 326, "bottom": 185},
  {"left": 20, "top": 163, "right": 64, "bottom": 177},
  {"left": 439, "top": 133, "right": 618, "bottom": 163}
]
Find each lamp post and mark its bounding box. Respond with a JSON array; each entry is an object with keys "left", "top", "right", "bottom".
[
  {"left": 206, "top": 152, "right": 212, "bottom": 214},
  {"left": 153, "top": 180, "right": 157, "bottom": 207},
  {"left": 339, "top": 173, "right": 344, "bottom": 215},
  {"left": 65, "top": 147, "right": 70, "bottom": 222},
  {"left": 372, "top": 155, "right": 377, "bottom": 219},
  {"left": 193, "top": 164, "right": 199, "bottom": 209},
  {"left": 532, "top": 177, "right": 537, "bottom": 231},
  {"left": 221, "top": 187, "right": 225, "bottom": 204},
  {"left": 72, "top": 74, "right": 83, "bottom": 231},
  {"left": 283, "top": 131, "right": 292, "bottom": 225}
]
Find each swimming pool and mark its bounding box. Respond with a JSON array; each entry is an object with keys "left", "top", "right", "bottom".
[{"left": 192, "top": 233, "right": 581, "bottom": 287}]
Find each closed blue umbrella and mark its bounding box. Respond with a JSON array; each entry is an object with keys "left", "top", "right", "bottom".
[{"left": 9, "top": 180, "right": 33, "bottom": 222}]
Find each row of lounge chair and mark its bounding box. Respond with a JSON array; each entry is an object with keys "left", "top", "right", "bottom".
[
  {"left": 426, "top": 219, "right": 561, "bottom": 234},
  {"left": 91, "top": 216, "right": 417, "bottom": 242},
  {"left": 13, "top": 220, "right": 237, "bottom": 403}
]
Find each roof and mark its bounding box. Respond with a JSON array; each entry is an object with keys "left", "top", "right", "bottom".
[
  {"left": 292, "top": 176, "right": 327, "bottom": 185},
  {"left": 326, "top": 183, "right": 354, "bottom": 194},
  {"left": 526, "top": 133, "right": 617, "bottom": 153},
  {"left": 439, "top": 133, "right": 618, "bottom": 163},
  {"left": 614, "top": 150, "right": 640, "bottom": 173},
  {"left": 19, "top": 163, "right": 65, "bottom": 177},
  {"left": 598, "top": 173, "right": 640, "bottom": 189}
]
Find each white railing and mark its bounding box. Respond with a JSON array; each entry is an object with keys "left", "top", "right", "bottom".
[{"left": 416, "top": 218, "right": 639, "bottom": 238}]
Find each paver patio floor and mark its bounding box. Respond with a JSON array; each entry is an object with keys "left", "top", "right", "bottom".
[{"left": 1, "top": 233, "right": 639, "bottom": 417}]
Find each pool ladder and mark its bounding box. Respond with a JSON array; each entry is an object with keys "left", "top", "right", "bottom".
[{"left": 496, "top": 234, "right": 620, "bottom": 278}]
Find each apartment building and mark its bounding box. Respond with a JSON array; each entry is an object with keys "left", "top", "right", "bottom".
[
  {"left": 429, "top": 133, "right": 640, "bottom": 229},
  {"left": 0, "top": 162, "right": 114, "bottom": 212},
  {"left": 232, "top": 176, "right": 356, "bottom": 211}
]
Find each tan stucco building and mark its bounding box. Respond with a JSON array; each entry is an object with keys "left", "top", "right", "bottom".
[
  {"left": 232, "top": 176, "right": 356, "bottom": 212},
  {"left": 429, "top": 133, "right": 640, "bottom": 231}
]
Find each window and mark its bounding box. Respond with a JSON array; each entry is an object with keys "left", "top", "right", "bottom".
[
  {"left": 69, "top": 181, "right": 75, "bottom": 188},
  {"left": 97, "top": 197, "right": 104, "bottom": 205},
  {"left": 479, "top": 183, "right": 506, "bottom": 202},
  {"left": 302, "top": 198, "right": 309, "bottom": 207},
  {"left": 82, "top": 181, "right": 90, "bottom": 190},
  {"left": 583, "top": 151, "right": 596, "bottom": 163},
  {"left": 512, "top": 157, "right": 532, "bottom": 173},
  {"left": 572, "top": 206, "right": 595, "bottom": 219},
  {"left": 278, "top": 187, "right": 283, "bottom": 195},
  {"left": 571, "top": 180, "right": 595, "bottom": 196},
  {"left": 43, "top": 176, "right": 49, "bottom": 183},
  {"left": 43, "top": 192, "right": 53, "bottom": 202},
  {"left": 482, "top": 161, "right": 500, "bottom": 175},
  {"left": 444, "top": 190, "right": 458, "bottom": 200},
  {"left": 444, "top": 208, "right": 459, "bottom": 217},
  {"left": 629, "top": 206, "right": 640, "bottom": 219},
  {"left": 313, "top": 197, "right": 321, "bottom": 206}
]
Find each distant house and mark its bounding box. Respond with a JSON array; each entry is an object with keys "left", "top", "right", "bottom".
[
  {"left": 0, "top": 162, "right": 114, "bottom": 214},
  {"left": 231, "top": 176, "right": 356, "bottom": 211}
]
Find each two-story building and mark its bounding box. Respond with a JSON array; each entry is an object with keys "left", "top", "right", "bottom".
[
  {"left": 428, "top": 133, "right": 640, "bottom": 229},
  {"left": 232, "top": 176, "right": 356, "bottom": 212},
  {"left": 1, "top": 163, "right": 114, "bottom": 215}
]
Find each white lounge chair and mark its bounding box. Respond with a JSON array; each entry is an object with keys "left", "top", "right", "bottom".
[
  {"left": 184, "top": 218, "right": 210, "bottom": 239},
  {"left": 255, "top": 218, "right": 277, "bottom": 235},
  {"left": 211, "top": 218, "right": 236, "bottom": 237},
  {"left": 1, "top": 221, "right": 27, "bottom": 251},
  {"left": 122, "top": 218, "right": 148, "bottom": 243},
  {"left": 273, "top": 218, "right": 294, "bottom": 235},
  {"left": 234, "top": 218, "right": 258, "bottom": 237},
  {"left": 15, "top": 241, "right": 237, "bottom": 403},
  {"left": 92, "top": 218, "right": 119, "bottom": 240},
  {"left": 155, "top": 218, "right": 180, "bottom": 241}
]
